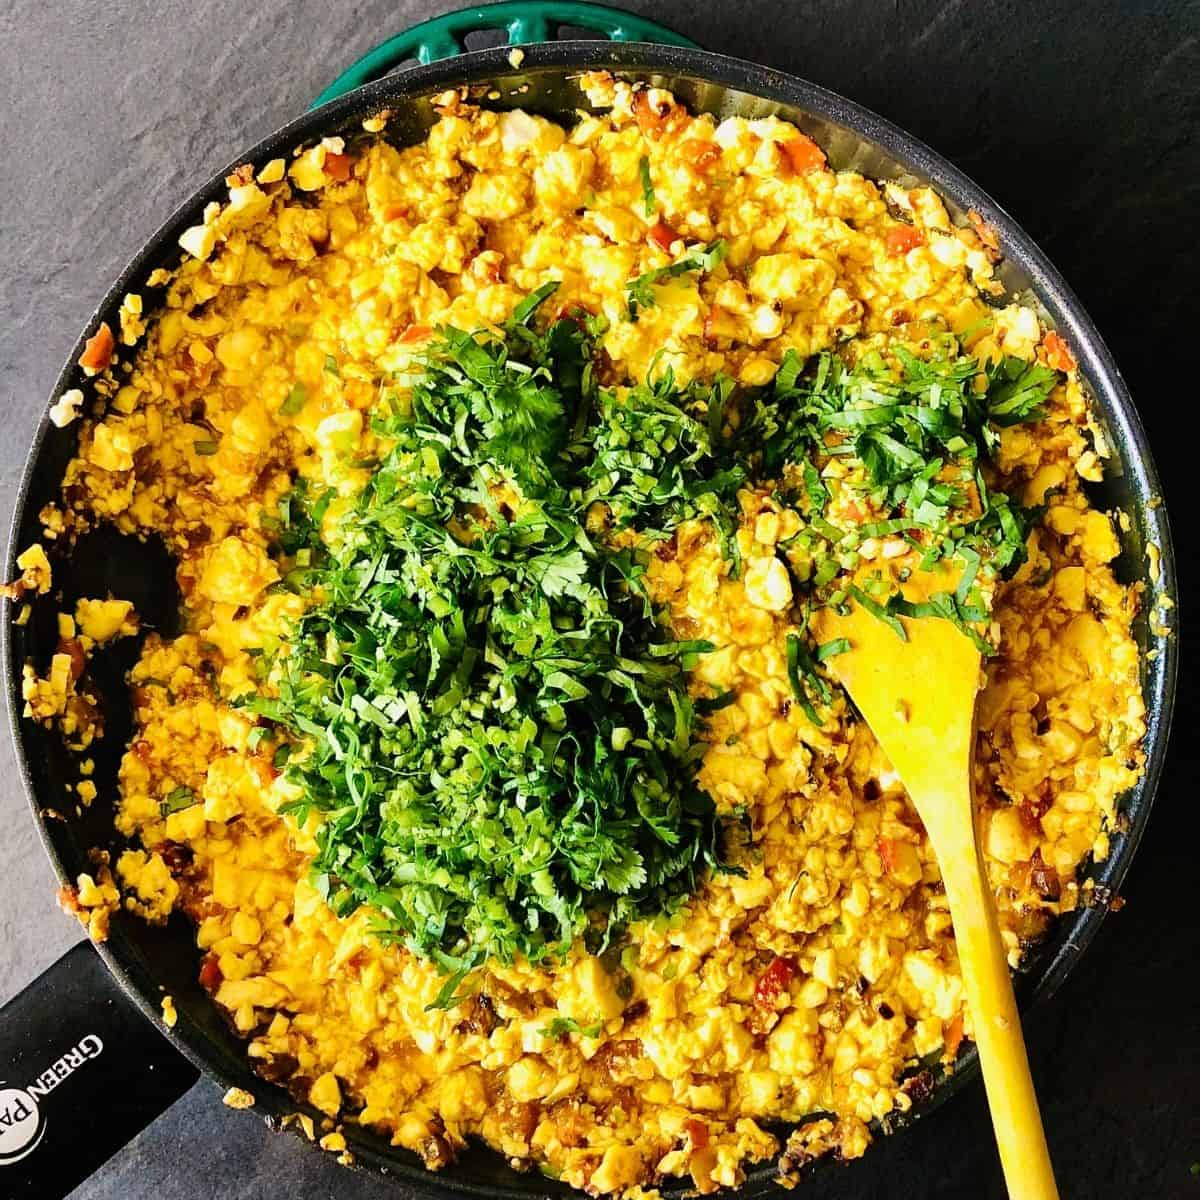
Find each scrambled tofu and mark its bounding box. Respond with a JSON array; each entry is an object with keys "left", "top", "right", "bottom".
[{"left": 25, "top": 74, "right": 1144, "bottom": 1194}]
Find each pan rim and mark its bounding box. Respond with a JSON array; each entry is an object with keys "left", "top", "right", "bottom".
[{"left": 1, "top": 37, "right": 1179, "bottom": 1197}]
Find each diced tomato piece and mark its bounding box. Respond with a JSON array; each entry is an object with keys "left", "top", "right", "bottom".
[
  {"left": 1042, "top": 331, "right": 1076, "bottom": 373},
  {"left": 198, "top": 953, "right": 223, "bottom": 992},
  {"left": 878, "top": 836, "right": 924, "bottom": 885},
  {"left": 942, "top": 1013, "right": 965, "bottom": 1061},
  {"left": 79, "top": 322, "right": 115, "bottom": 372},
  {"left": 57, "top": 884, "right": 83, "bottom": 915},
  {"left": 323, "top": 152, "right": 353, "bottom": 182},
  {"left": 468, "top": 250, "right": 503, "bottom": 284},
  {"left": 683, "top": 1119, "right": 710, "bottom": 1150},
  {"left": 779, "top": 134, "right": 826, "bottom": 175},
  {"left": 382, "top": 203, "right": 408, "bottom": 223},
  {"left": 753, "top": 956, "right": 796, "bottom": 1010},
  {"left": 877, "top": 836, "right": 899, "bottom": 874},
  {"left": 703, "top": 304, "right": 739, "bottom": 347},
  {"left": 398, "top": 323, "right": 433, "bottom": 345},
  {"left": 680, "top": 139, "right": 721, "bottom": 173},
  {"left": 885, "top": 225, "right": 925, "bottom": 257},
  {"left": 246, "top": 754, "right": 278, "bottom": 785},
  {"left": 632, "top": 89, "right": 679, "bottom": 138},
  {"left": 648, "top": 221, "right": 680, "bottom": 254}
]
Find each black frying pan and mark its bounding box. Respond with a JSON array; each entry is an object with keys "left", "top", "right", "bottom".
[{"left": 0, "top": 22, "right": 1178, "bottom": 1200}]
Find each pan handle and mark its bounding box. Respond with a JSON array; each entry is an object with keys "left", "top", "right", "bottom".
[
  {"left": 309, "top": 0, "right": 698, "bottom": 109},
  {"left": 0, "top": 941, "right": 199, "bottom": 1198}
]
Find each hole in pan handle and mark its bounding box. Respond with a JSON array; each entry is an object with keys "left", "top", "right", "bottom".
[
  {"left": 0, "top": 943, "right": 198, "bottom": 1198},
  {"left": 309, "top": 0, "right": 698, "bottom": 109}
]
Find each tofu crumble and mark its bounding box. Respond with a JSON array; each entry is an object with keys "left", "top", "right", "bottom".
[{"left": 13, "top": 73, "right": 1146, "bottom": 1195}]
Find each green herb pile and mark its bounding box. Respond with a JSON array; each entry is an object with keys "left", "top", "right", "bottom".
[
  {"left": 753, "top": 334, "right": 1057, "bottom": 718},
  {"left": 765, "top": 341, "right": 1054, "bottom": 613},
  {"left": 244, "top": 286, "right": 743, "bottom": 993},
  {"left": 244, "top": 277, "right": 1061, "bottom": 987}
]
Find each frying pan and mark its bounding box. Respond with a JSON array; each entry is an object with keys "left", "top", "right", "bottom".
[{"left": 0, "top": 4, "right": 1178, "bottom": 1196}]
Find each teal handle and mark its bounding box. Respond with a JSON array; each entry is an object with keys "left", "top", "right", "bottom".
[{"left": 310, "top": 1, "right": 697, "bottom": 109}]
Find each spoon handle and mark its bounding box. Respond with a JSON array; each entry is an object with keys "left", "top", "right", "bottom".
[{"left": 937, "top": 824, "right": 1059, "bottom": 1200}]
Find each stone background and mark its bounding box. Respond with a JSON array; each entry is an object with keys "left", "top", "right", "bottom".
[{"left": 1, "top": 1, "right": 1197, "bottom": 1196}]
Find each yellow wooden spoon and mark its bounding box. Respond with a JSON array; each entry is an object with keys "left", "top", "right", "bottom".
[{"left": 812, "top": 589, "right": 1059, "bottom": 1200}]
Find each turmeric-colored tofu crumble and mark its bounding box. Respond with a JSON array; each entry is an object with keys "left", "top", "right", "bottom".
[{"left": 24, "top": 73, "right": 1146, "bottom": 1194}]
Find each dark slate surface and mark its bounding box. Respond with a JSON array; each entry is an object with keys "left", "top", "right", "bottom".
[{"left": 1, "top": 1, "right": 1197, "bottom": 1196}]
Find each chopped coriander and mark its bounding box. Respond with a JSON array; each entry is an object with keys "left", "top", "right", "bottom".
[
  {"left": 626, "top": 240, "right": 727, "bottom": 319},
  {"left": 584, "top": 365, "right": 745, "bottom": 546},
  {"left": 193, "top": 439, "right": 219, "bottom": 456},
  {"left": 429, "top": 967, "right": 477, "bottom": 1011},
  {"left": 246, "top": 727, "right": 271, "bottom": 752},
  {"left": 954, "top": 545, "right": 981, "bottom": 603},
  {"left": 816, "top": 637, "right": 851, "bottom": 662},
  {"left": 323, "top": 354, "right": 340, "bottom": 378},
  {"left": 695, "top": 689, "right": 737, "bottom": 715},
  {"left": 785, "top": 633, "right": 826, "bottom": 726},
  {"left": 886, "top": 590, "right": 995, "bottom": 656},
  {"left": 848, "top": 584, "right": 908, "bottom": 641},
  {"left": 280, "top": 383, "right": 307, "bottom": 415},
  {"left": 245, "top": 290, "right": 729, "bottom": 979},
  {"left": 638, "top": 155, "right": 656, "bottom": 217},
  {"left": 510, "top": 280, "right": 560, "bottom": 326},
  {"left": 755, "top": 336, "right": 1057, "bottom": 649},
  {"left": 985, "top": 357, "right": 1057, "bottom": 426},
  {"left": 540, "top": 1016, "right": 605, "bottom": 1039},
  {"left": 160, "top": 786, "right": 195, "bottom": 816}
]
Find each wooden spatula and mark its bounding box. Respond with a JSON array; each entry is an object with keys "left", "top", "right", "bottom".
[{"left": 812, "top": 590, "right": 1059, "bottom": 1200}]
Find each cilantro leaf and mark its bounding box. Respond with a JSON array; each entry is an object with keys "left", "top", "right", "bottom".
[
  {"left": 638, "top": 155, "right": 656, "bottom": 217},
  {"left": 160, "top": 786, "right": 196, "bottom": 816},
  {"left": 986, "top": 357, "right": 1058, "bottom": 426},
  {"left": 785, "top": 633, "right": 824, "bottom": 726},
  {"left": 280, "top": 383, "right": 307, "bottom": 416},
  {"left": 848, "top": 584, "right": 908, "bottom": 641},
  {"left": 540, "top": 1016, "right": 605, "bottom": 1039},
  {"left": 626, "top": 240, "right": 727, "bottom": 319}
]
